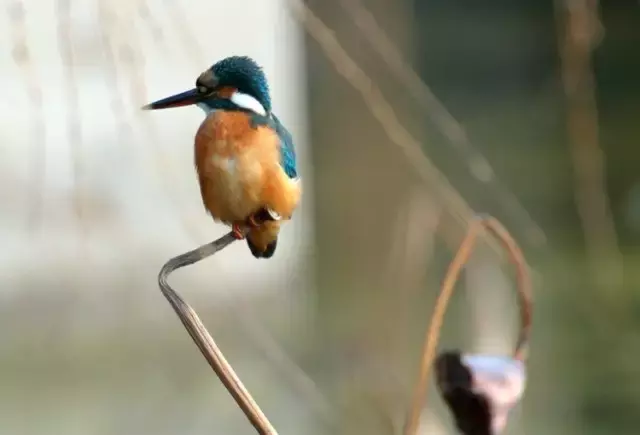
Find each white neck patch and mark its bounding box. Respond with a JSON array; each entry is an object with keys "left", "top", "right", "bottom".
[{"left": 230, "top": 91, "right": 267, "bottom": 116}]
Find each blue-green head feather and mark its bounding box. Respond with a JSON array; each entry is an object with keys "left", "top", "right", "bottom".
[{"left": 205, "top": 56, "right": 272, "bottom": 112}]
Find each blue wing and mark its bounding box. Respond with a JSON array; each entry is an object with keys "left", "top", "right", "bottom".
[{"left": 271, "top": 114, "right": 298, "bottom": 179}]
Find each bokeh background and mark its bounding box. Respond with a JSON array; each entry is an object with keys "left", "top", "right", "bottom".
[{"left": 1, "top": 0, "right": 638, "bottom": 434}]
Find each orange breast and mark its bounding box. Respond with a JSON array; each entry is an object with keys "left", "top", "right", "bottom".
[{"left": 194, "top": 111, "right": 294, "bottom": 223}]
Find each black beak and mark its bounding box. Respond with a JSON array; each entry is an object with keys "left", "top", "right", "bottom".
[{"left": 142, "top": 88, "right": 203, "bottom": 110}]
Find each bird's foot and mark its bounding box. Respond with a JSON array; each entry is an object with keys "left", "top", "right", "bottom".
[
  {"left": 233, "top": 208, "right": 281, "bottom": 239},
  {"left": 231, "top": 222, "right": 245, "bottom": 240}
]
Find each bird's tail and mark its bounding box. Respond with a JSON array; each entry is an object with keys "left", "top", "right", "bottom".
[{"left": 246, "top": 221, "right": 280, "bottom": 259}]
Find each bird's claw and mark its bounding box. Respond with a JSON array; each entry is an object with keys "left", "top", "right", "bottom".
[
  {"left": 234, "top": 208, "right": 282, "bottom": 239},
  {"left": 231, "top": 223, "right": 245, "bottom": 240}
]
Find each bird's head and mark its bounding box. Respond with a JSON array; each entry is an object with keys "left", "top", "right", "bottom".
[{"left": 143, "top": 56, "right": 271, "bottom": 115}]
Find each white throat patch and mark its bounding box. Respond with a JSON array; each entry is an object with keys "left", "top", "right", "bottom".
[{"left": 230, "top": 91, "right": 267, "bottom": 116}]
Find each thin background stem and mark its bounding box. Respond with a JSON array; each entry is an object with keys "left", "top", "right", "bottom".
[
  {"left": 555, "top": 0, "right": 623, "bottom": 294},
  {"left": 340, "top": 0, "right": 546, "bottom": 247},
  {"left": 290, "top": 0, "right": 512, "bottom": 259},
  {"left": 56, "top": 0, "right": 85, "bottom": 237},
  {"left": 6, "top": 1, "right": 47, "bottom": 234}
]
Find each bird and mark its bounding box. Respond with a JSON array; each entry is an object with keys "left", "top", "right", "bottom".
[{"left": 142, "top": 56, "right": 301, "bottom": 259}]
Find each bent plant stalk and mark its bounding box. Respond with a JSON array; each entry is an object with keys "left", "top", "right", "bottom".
[{"left": 158, "top": 218, "right": 279, "bottom": 435}]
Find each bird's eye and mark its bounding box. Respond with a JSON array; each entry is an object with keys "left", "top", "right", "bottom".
[{"left": 196, "top": 70, "right": 217, "bottom": 93}]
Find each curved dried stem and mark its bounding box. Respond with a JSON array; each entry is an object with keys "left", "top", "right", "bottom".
[
  {"left": 403, "top": 215, "right": 532, "bottom": 435},
  {"left": 483, "top": 217, "right": 532, "bottom": 362},
  {"left": 158, "top": 228, "right": 278, "bottom": 435}
]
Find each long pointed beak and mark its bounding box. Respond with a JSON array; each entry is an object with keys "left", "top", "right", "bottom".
[{"left": 142, "top": 88, "right": 203, "bottom": 110}]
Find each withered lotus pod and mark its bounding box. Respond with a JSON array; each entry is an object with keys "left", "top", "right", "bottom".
[{"left": 435, "top": 351, "right": 526, "bottom": 435}]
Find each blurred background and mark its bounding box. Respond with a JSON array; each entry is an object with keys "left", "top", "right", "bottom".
[{"left": 0, "top": 0, "right": 638, "bottom": 434}]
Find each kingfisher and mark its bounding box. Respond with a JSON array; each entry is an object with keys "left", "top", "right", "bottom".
[{"left": 143, "top": 56, "right": 301, "bottom": 259}]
